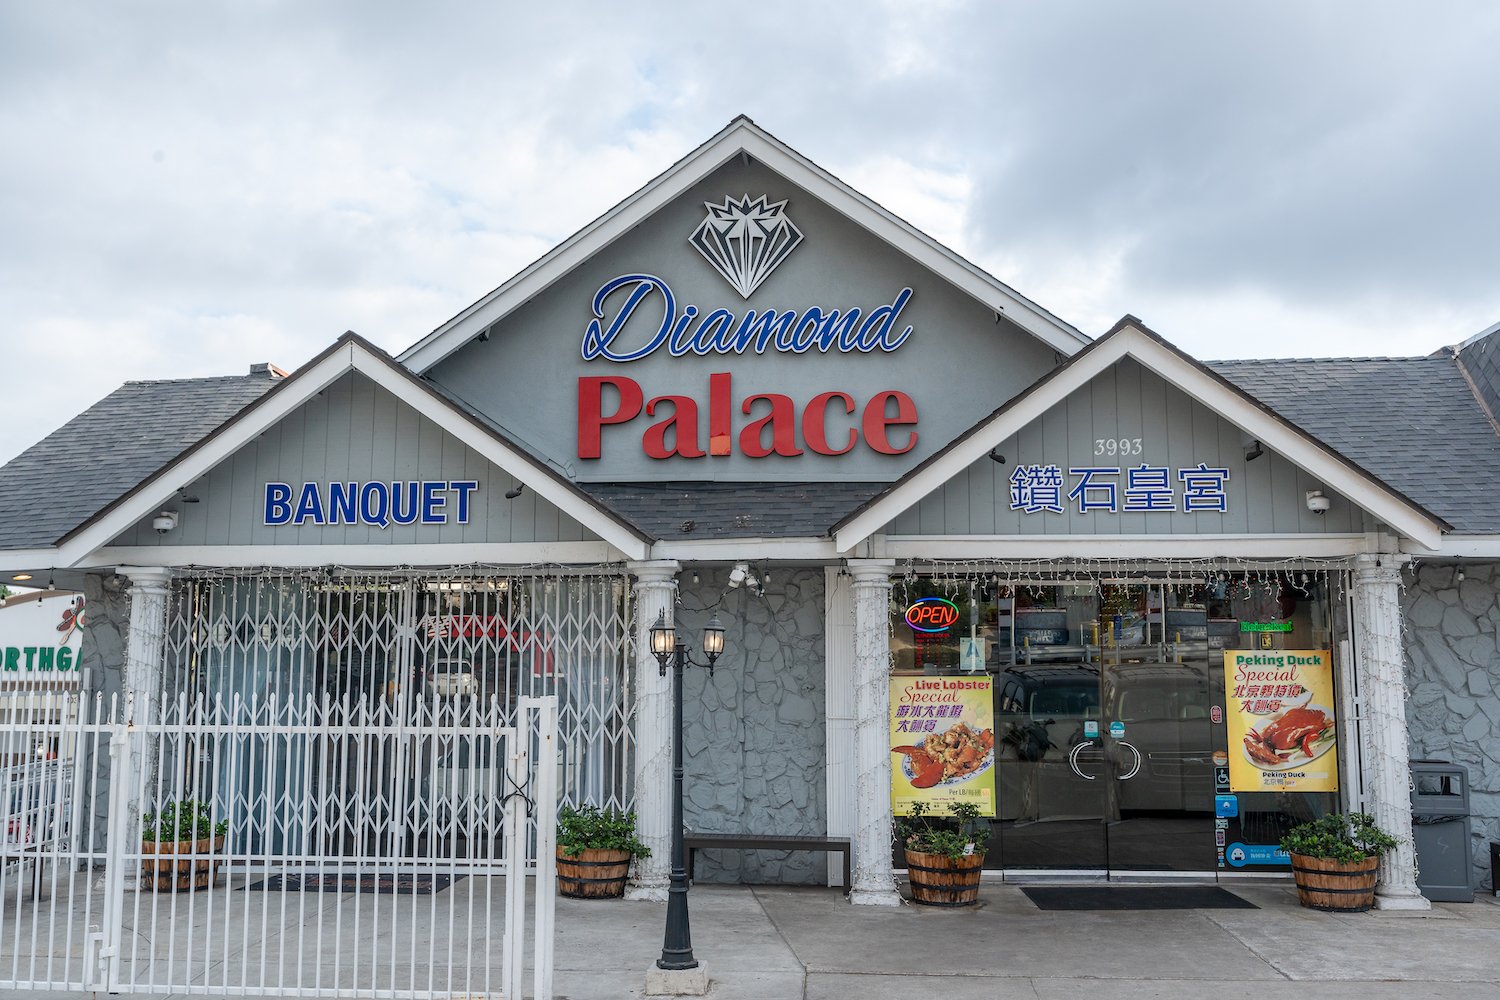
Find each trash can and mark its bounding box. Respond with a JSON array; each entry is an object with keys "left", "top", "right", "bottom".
[{"left": 1409, "top": 760, "right": 1474, "bottom": 902}]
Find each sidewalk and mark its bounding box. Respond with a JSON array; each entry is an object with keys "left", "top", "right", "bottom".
[
  {"left": 556, "top": 882, "right": 1500, "bottom": 1000},
  {"left": 3, "top": 879, "right": 1495, "bottom": 998}
]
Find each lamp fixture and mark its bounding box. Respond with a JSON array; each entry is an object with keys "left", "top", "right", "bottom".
[
  {"left": 988, "top": 449, "right": 1006, "bottom": 464},
  {"left": 1245, "top": 440, "right": 1264, "bottom": 462},
  {"left": 11, "top": 573, "right": 31, "bottom": 582},
  {"left": 504, "top": 484, "right": 524, "bottom": 499}
]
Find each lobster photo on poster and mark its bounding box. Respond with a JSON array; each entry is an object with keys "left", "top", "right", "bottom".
[
  {"left": 1224, "top": 650, "right": 1338, "bottom": 793},
  {"left": 889, "top": 676, "right": 995, "bottom": 817}
]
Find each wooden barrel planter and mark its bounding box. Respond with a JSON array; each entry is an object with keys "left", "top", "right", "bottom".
[
  {"left": 904, "top": 849, "right": 983, "bottom": 907},
  {"left": 1289, "top": 853, "right": 1379, "bottom": 912},
  {"left": 141, "top": 836, "right": 226, "bottom": 892},
  {"left": 556, "top": 847, "right": 632, "bottom": 899}
]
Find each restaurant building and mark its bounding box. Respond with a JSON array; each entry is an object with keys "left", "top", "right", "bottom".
[{"left": 1, "top": 117, "right": 1496, "bottom": 907}]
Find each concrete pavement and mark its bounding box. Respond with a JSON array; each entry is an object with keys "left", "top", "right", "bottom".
[
  {"left": 554, "top": 881, "right": 1500, "bottom": 1000},
  {"left": 3, "top": 879, "right": 1495, "bottom": 998}
]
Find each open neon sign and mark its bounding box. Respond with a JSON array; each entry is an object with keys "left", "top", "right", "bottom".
[{"left": 905, "top": 598, "right": 959, "bottom": 633}]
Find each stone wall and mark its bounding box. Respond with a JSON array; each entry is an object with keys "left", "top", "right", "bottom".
[
  {"left": 674, "top": 567, "right": 827, "bottom": 884},
  {"left": 1403, "top": 562, "right": 1500, "bottom": 892}
]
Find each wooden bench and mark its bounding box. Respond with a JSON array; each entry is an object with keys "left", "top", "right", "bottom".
[{"left": 683, "top": 833, "right": 851, "bottom": 892}]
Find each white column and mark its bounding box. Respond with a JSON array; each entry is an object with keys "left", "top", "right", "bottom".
[
  {"left": 1352, "top": 553, "right": 1430, "bottom": 910},
  {"left": 848, "top": 559, "right": 901, "bottom": 906},
  {"left": 626, "top": 560, "right": 679, "bottom": 902},
  {"left": 121, "top": 566, "right": 172, "bottom": 874}
]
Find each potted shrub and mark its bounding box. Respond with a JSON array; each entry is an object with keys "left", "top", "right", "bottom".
[
  {"left": 898, "top": 801, "right": 986, "bottom": 906},
  {"left": 141, "top": 799, "right": 228, "bottom": 892},
  {"left": 1280, "top": 812, "right": 1399, "bottom": 912},
  {"left": 555, "top": 804, "right": 649, "bottom": 899}
]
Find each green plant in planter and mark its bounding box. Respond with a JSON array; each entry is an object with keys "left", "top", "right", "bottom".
[
  {"left": 557, "top": 804, "right": 650, "bottom": 859},
  {"left": 1279, "top": 812, "right": 1399, "bottom": 863},
  {"left": 142, "top": 799, "right": 228, "bottom": 842},
  {"left": 897, "top": 801, "right": 988, "bottom": 862}
]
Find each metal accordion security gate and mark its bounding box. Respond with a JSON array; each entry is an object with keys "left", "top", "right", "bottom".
[{"left": 0, "top": 566, "right": 634, "bottom": 998}]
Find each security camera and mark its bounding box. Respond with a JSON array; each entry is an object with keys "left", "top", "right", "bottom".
[
  {"left": 1304, "top": 491, "right": 1331, "bottom": 515},
  {"left": 152, "top": 511, "right": 179, "bottom": 534},
  {"left": 727, "top": 564, "right": 748, "bottom": 588}
]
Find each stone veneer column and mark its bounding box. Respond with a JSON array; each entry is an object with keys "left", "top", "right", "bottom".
[
  {"left": 847, "top": 559, "right": 901, "bottom": 906},
  {"left": 626, "top": 560, "right": 680, "bottom": 902},
  {"left": 1352, "top": 553, "right": 1430, "bottom": 909},
  {"left": 120, "top": 567, "right": 172, "bottom": 864}
]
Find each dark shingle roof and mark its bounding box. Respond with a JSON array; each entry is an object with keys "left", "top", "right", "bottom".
[
  {"left": 1207, "top": 356, "right": 1500, "bottom": 534},
  {"left": 578, "top": 481, "right": 887, "bottom": 539},
  {"left": 1450, "top": 324, "right": 1500, "bottom": 433},
  {"left": 0, "top": 373, "right": 281, "bottom": 549}
]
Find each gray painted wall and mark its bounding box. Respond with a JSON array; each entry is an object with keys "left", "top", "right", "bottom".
[
  {"left": 675, "top": 567, "right": 827, "bottom": 884},
  {"left": 889, "top": 358, "right": 1368, "bottom": 536},
  {"left": 1404, "top": 562, "right": 1500, "bottom": 892},
  {"left": 427, "top": 157, "right": 1062, "bottom": 483},
  {"left": 111, "top": 372, "right": 600, "bottom": 547}
]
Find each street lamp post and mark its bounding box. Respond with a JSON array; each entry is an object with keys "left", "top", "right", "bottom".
[{"left": 648, "top": 608, "right": 725, "bottom": 972}]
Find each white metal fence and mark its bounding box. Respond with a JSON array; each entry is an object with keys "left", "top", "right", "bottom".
[{"left": 0, "top": 690, "right": 559, "bottom": 999}]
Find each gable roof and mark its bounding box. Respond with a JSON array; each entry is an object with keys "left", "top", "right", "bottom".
[
  {"left": 579, "top": 481, "right": 886, "bottom": 540},
  {"left": 0, "top": 371, "right": 281, "bottom": 549},
  {"left": 398, "top": 116, "right": 1089, "bottom": 372},
  {"left": 831, "top": 317, "right": 1451, "bottom": 552},
  {"left": 6, "top": 334, "right": 653, "bottom": 568},
  {"left": 1209, "top": 356, "right": 1500, "bottom": 534}
]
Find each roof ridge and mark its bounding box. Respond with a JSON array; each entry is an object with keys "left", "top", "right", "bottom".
[
  {"left": 1205, "top": 355, "right": 1434, "bottom": 365},
  {"left": 121, "top": 372, "right": 273, "bottom": 387}
]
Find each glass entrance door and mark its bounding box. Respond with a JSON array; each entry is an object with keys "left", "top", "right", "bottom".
[{"left": 990, "top": 582, "right": 1216, "bottom": 873}]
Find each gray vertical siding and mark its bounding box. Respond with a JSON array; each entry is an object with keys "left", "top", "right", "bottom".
[
  {"left": 889, "top": 358, "right": 1367, "bottom": 536},
  {"left": 110, "top": 372, "right": 602, "bottom": 547}
]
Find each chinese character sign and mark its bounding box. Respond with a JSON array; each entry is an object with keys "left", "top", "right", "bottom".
[
  {"left": 1009, "top": 463, "right": 1229, "bottom": 515},
  {"left": 890, "top": 677, "right": 996, "bottom": 817},
  {"left": 1223, "top": 650, "right": 1338, "bottom": 793}
]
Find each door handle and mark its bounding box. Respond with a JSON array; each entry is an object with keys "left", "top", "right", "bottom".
[
  {"left": 1116, "top": 740, "right": 1143, "bottom": 780},
  {"left": 1068, "top": 740, "right": 1098, "bottom": 780}
]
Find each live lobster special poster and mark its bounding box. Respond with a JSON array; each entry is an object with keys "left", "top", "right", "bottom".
[
  {"left": 1224, "top": 650, "right": 1339, "bottom": 793},
  {"left": 889, "top": 676, "right": 996, "bottom": 817}
]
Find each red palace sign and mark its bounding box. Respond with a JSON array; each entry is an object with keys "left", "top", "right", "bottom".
[{"left": 578, "top": 372, "right": 918, "bottom": 460}]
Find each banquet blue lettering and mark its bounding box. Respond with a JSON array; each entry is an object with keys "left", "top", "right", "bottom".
[{"left": 264, "top": 481, "right": 479, "bottom": 528}]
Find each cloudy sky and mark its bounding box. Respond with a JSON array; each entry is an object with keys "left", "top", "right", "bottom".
[{"left": 3, "top": 2, "right": 1498, "bottom": 462}]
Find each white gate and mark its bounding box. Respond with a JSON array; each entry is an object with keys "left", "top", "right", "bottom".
[{"left": 0, "top": 690, "right": 559, "bottom": 999}]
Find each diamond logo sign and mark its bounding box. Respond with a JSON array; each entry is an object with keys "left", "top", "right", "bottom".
[{"left": 689, "top": 194, "right": 803, "bottom": 298}]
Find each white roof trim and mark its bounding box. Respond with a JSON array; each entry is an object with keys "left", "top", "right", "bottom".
[
  {"left": 1401, "top": 535, "right": 1500, "bottom": 557},
  {"left": 834, "top": 323, "right": 1447, "bottom": 553},
  {"left": 877, "top": 534, "right": 1371, "bottom": 560},
  {"left": 398, "top": 117, "right": 1088, "bottom": 372},
  {"left": 52, "top": 339, "right": 651, "bottom": 565},
  {"left": 88, "top": 541, "right": 628, "bottom": 569}
]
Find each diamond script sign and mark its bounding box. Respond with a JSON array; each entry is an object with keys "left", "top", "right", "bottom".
[{"left": 689, "top": 194, "right": 804, "bottom": 298}]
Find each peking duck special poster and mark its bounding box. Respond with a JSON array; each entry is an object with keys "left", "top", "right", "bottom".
[
  {"left": 1224, "top": 650, "right": 1338, "bottom": 793},
  {"left": 889, "top": 676, "right": 996, "bottom": 817}
]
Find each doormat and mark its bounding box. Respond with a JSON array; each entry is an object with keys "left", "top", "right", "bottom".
[
  {"left": 1021, "top": 886, "right": 1256, "bottom": 910},
  {"left": 244, "top": 872, "right": 468, "bottom": 895}
]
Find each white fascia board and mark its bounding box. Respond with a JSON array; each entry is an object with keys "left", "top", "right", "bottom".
[
  {"left": 56, "top": 342, "right": 649, "bottom": 567},
  {"left": 834, "top": 336, "right": 1130, "bottom": 551},
  {"left": 649, "top": 537, "right": 838, "bottom": 561},
  {"left": 1140, "top": 337, "right": 1445, "bottom": 551},
  {"left": 347, "top": 346, "right": 650, "bottom": 559},
  {"left": 400, "top": 122, "right": 1087, "bottom": 372},
  {"left": 877, "top": 534, "right": 1370, "bottom": 561},
  {"left": 1401, "top": 535, "right": 1500, "bottom": 558},
  {"left": 0, "top": 549, "right": 63, "bottom": 574},
  {"left": 87, "top": 541, "right": 626, "bottom": 569},
  {"left": 56, "top": 343, "right": 363, "bottom": 566},
  {"left": 835, "top": 327, "right": 1446, "bottom": 552}
]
